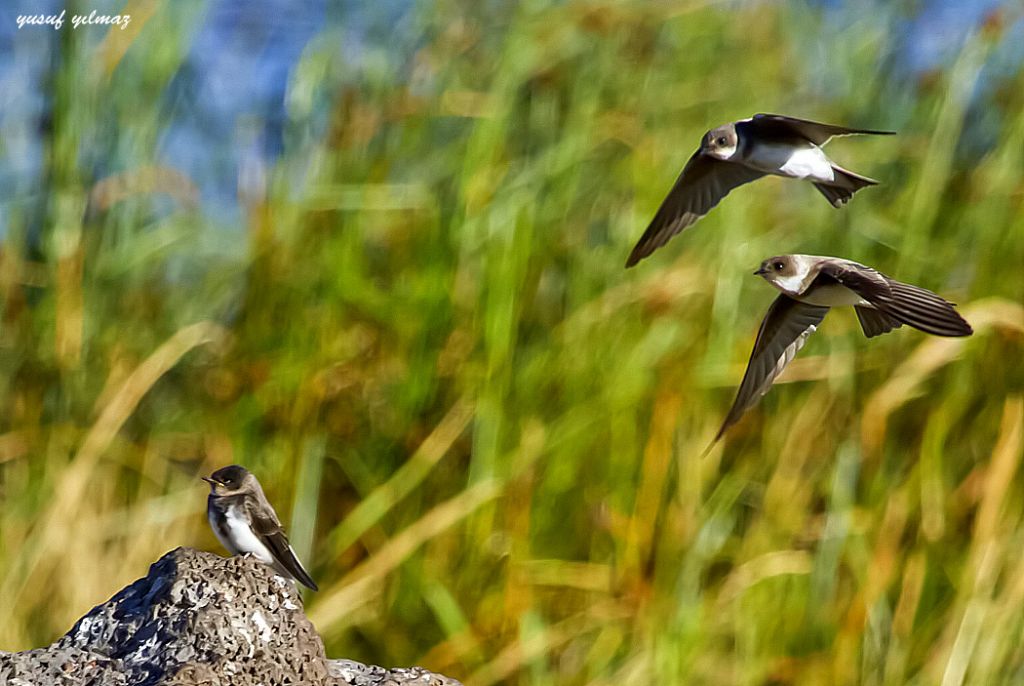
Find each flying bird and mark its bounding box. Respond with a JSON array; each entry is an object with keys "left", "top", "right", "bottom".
[
  {"left": 626, "top": 114, "right": 894, "bottom": 267},
  {"left": 713, "top": 254, "right": 972, "bottom": 443},
  {"left": 203, "top": 464, "right": 319, "bottom": 591}
]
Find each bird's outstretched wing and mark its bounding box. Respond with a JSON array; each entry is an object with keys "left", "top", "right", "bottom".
[
  {"left": 713, "top": 296, "right": 830, "bottom": 442},
  {"left": 749, "top": 113, "right": 895, "bottom": 145},
  {"left": 815, "top": 259, "right": 972, "bottom": 337},
  {"left": 626, "top": 152, "right": 765, "bottom": 267}
]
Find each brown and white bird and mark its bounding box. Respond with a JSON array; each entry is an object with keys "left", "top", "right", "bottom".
[
  {"left": 203, "top": 465, "right": 318, "bottom": 591},
  {"left": 626, "top": 114, "right": 894, "bottom": 267},
  {"left": 713, "top": 254, "right": 972, "bottom": 442}
]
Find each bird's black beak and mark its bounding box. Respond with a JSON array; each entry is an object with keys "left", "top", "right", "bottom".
[
  {"left": 202, "top": 476, "right": 219, "bottom": 486},
  {"left": 753, "top": 266, "right": 768, "bottom": 276}
]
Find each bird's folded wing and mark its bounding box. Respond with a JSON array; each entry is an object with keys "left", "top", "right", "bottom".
[
  {"left": 750, "top": 113, "right": 895, "bottom": 145},
  {"left": 246, "top": 497, "right": 319, "bottom": 591},
  {"left": 714, "top": 296, "right": 829, "bottom": 442},
  {"left": 626, "top": 153, "right": 765, "bottom": 267}
]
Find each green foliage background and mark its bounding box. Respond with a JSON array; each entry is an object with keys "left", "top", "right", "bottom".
[{"left": 1, "top": 1, "right": 1023, "bottom": 684}]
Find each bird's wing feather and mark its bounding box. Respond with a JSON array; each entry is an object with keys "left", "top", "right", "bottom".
[
  {"left": 626, "top": 152, "right": 765, "bottom": 267},
  {"left": 749, "top": 113, "right": 895, "bottom": 145},
  {"left": 246, "top": 496, "right": 319, "bottom": 591},
  {"left": 816, "top": 260, "right": 972, "bottom": 337},
  {"left": 714, "top": 296, "right": 829, "bottom": 442},
  {"left": 813, "top": 259, "right": 891, "bottom": 298}
]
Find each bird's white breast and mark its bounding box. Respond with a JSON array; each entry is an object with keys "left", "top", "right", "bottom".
[
  {"left": 211, "top": 503, "right": 275, "bottom": 566},
  {"left": 747, "top": 143, "right": 834, "bottom": 181},
  {"left": 772, "top": 273, "right": 809, "bottom": 295}
]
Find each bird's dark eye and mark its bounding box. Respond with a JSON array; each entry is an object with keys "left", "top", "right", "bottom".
[
  {"left": 717, "top": 137, "right": 727, "bottom": 146},
  {"left": 774, "top": 262, "right": 784, "bottom": 270}
]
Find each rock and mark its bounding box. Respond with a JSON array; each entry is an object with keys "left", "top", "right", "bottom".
[{"left": 0, "top": 547, "right": 462, "bottom": 686}]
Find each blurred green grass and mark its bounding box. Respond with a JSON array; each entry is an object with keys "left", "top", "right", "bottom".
[{"left": 1, "top": 1, "right": 1024, "bottom": 685}]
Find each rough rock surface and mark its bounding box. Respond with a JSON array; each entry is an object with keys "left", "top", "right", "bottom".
[{"left": 0, "top": 547, "right": 462, "bottom": 686}]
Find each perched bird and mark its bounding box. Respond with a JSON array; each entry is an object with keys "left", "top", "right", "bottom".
[
  {"left": 713, "top": 254, "right": 972, "bottom": 442},
  {"left": 626, "top": 114, "right": 894, "bottom": 267},
  {"left": 203, "top": 465, "right": 318, "bottom": 591}
]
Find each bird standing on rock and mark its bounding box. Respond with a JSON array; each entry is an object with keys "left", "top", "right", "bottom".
[{"left": 203, "top": 465, "right": 319, "bottom": 591}]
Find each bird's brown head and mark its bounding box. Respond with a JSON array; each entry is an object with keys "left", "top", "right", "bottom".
[
  {"left": 202, "top": 464, "right": 253, "bottom": 496},
  {"left": 702, "top": 124, "right": 738, "bottom": 160},
  {"left": 754, "top": 255, "right": 799, "bottom": 280},
  {"left": 753, "top": 255, "right": 815, "bottom": 295}
]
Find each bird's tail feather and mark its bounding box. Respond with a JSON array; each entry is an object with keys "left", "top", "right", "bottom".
[
  {"left": 854, "top": 306, "right": 903, "bottom": 338},
  {"left": 813, "top": 165, "right": 879, "bottom": 207}
]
